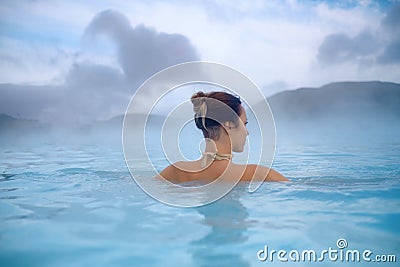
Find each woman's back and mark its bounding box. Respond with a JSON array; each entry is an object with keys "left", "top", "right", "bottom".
[{"left": 160, "top": 161, "right": 288, "bottom": 183}]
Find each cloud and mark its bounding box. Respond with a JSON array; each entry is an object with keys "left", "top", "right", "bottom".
[
  {"left": 378, "top": 40, "right": 400, "bottom": 64},
  {"left": 381, "top": 3, "right": 400, "bottom": 31},
  {"left": 0, "top": 9, "right": 200, "bottom": 124},
  {"left": 378, "top": 4, "right": 400, "bottom": 64},
  {"left": 0, "top": 37, "right": 74, "bottom": 84},
  {"left": 65, "top": 62, "right": 125, "bottom": 91},
  {"left": 316, "top": 4, "right": 400, "bottom": 67},
  {"left": 317, "top": 31, "right": 378, "bottom": 65},
  {"left": 84, "top": 9, "right": 200, "bottom": 85}
]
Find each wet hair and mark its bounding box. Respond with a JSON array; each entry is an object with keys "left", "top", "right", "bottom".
[{"left": 191, "top": 91, "right": 242, "bottom": 140}]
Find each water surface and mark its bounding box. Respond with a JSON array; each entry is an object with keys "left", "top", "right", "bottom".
[{"left": 0, "top": 140, "right": 399, "bottom": 266}]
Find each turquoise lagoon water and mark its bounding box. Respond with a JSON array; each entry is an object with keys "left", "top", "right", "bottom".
[{"left": 0, "top": 137, "right": 399, "bottom": 267}]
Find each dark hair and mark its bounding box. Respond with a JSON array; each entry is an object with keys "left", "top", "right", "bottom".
[{"left": 191, "top": 91, "right": 242, "bottom": 140}]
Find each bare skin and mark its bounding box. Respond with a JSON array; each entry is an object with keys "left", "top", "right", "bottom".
[{"left": 158, "top": 106, "right": 289, "bottom": 183}]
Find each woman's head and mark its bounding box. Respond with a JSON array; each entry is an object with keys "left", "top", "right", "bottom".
[{"left": 191, "top": 91, "right": 249, "bottom": 152}]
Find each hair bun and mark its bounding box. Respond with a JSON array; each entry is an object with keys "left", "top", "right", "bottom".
[{"left": 191, "top": 91, "right": 207, "bottom": 114}]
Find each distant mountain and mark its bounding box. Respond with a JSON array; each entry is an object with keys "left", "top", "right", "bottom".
[
  {"left": 266, "top": 81, "right": 400, "bottom": 121},
  {"left": 263, "top": 81, "right": 400, "bottom": 142}
]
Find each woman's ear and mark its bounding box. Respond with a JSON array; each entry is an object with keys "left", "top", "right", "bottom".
[{"left": 224, "top": 121, "right": 234, "bottom": 130}]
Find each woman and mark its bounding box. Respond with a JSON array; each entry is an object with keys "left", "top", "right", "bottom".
[{"left": 159, "top": 91, "right": 288, "bottom": 183}]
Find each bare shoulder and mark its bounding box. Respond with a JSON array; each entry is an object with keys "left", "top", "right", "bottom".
[
  {"left": 173, "top": 160, "right": 197, "bottom": 170},
  {"left": 158, "top": 164, "right": 178, "bottom": 181},
  {"left": 158, "top": 161, "right": 198, "bottom": 182},
  {"left": 237, "top": 164, "right": 289, "bottom": 182}
]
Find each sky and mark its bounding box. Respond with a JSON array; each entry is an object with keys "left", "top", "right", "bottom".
[{"left": 0, "top": 0, "right": 399, "bottom": 124}]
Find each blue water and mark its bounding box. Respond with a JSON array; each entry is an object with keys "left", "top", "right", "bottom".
[{"left": 1, "top": 139, "right": 399, "bottom": 266}]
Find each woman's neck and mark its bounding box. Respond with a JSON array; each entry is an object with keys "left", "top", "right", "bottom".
[{"left": 204, "top": 136, "right": 232, "bottom": 155}]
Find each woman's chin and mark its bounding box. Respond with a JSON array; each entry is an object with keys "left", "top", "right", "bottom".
[{"left": 233, "top": 146, "right": 245, "bottom": 153}]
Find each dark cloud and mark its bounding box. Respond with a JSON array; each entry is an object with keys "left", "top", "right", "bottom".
[
  {"left": 317, "top": 4, "right": 400, "bottom": 66},
  {"left": 317, "top": 31, "right": 377, "bottom": 65},
  {"left": 378, "top": 4, "right": 400, "bottom": 64},
  {"left": 0, "top": 9, "right": 200, "bottom": 124},
  {"left": 65, "top": 62, "right": 125, "bottom": 91},
  {"left": 84, "top": 9, "right": 200, "bottom": 85},
  {"left": 381, "top": 4, "right": 400, "bottom": 31},
  {"left": 378, "top": 40, "right": 400, "bottom": 64}
]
